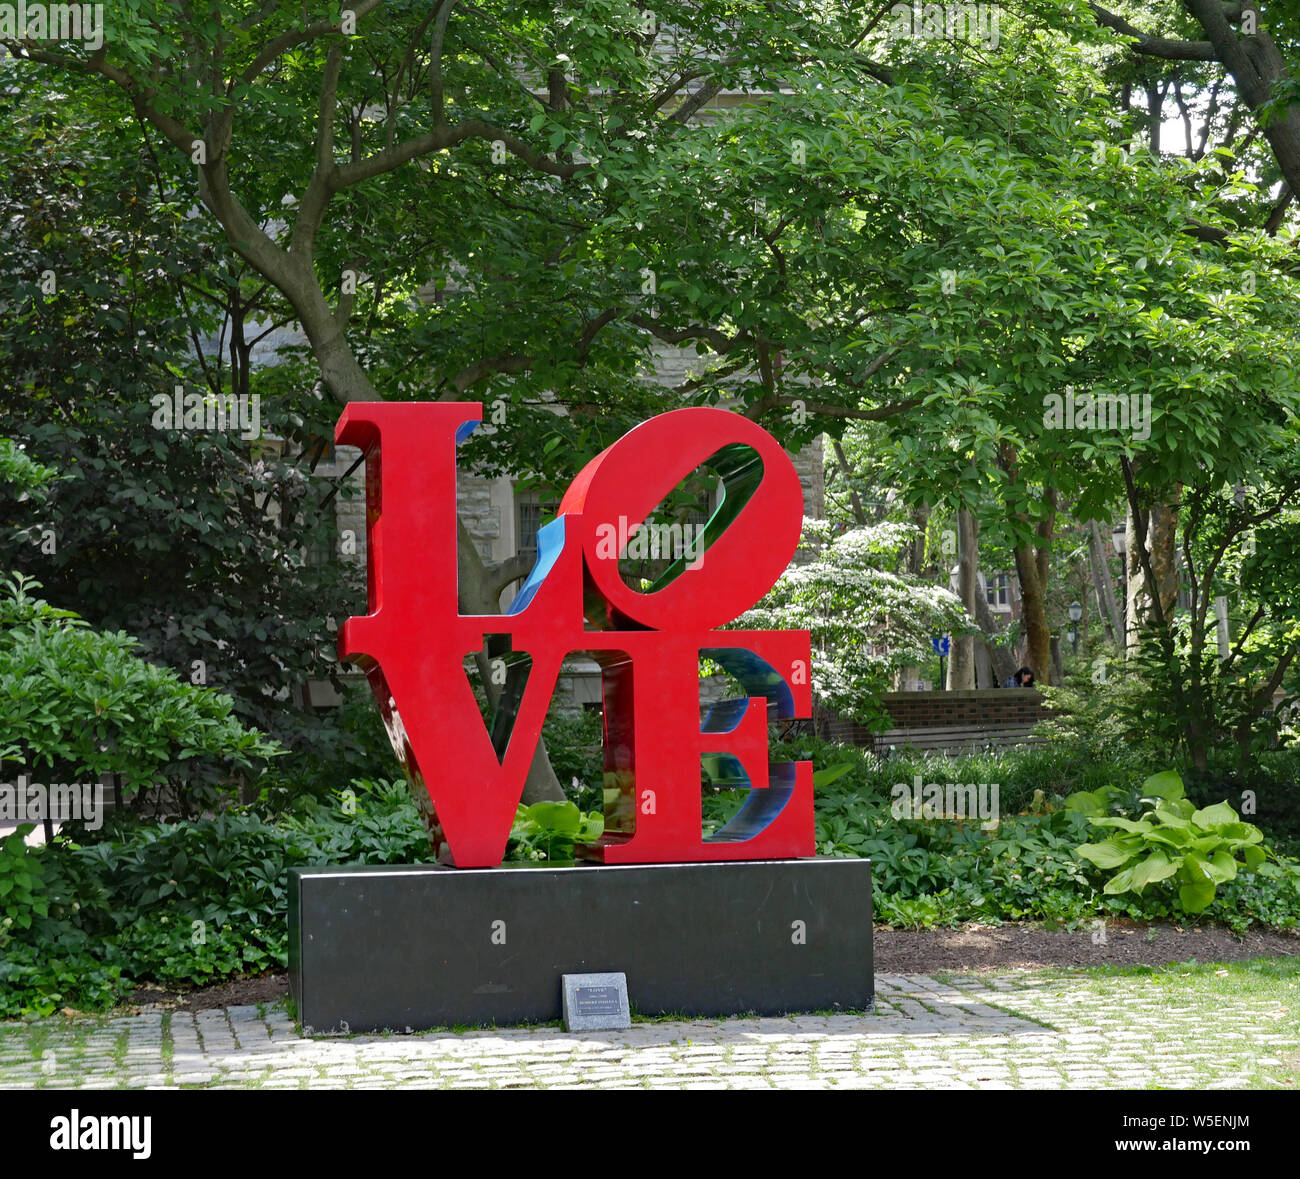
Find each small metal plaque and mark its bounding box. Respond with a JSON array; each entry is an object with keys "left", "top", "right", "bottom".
[{"left": 562, "top": 972, "right": 631, "bottom": 1031}]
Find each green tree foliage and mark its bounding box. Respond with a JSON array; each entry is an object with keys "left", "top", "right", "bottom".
[
  {"left": 0, "top": 76, "right": 364, "bottom": 768},
  {"left": 1119, "top": 466, "right": 1300, "bottom": 769},
  {"left": 5, "top": 2, "right": 1300, "bottom": 771}
]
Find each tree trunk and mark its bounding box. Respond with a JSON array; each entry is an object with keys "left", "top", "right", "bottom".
[
  {"left": 1149, "top": 500, "right": 1182, "bottom": 615},
  {"left": 973, "top": 590, "right": 1018, "bottom": 687},
  {"left": 997, "top": 445, "right": 1056, "bottom": 685},
  {"left": 1183, "top": 0, "right": 1300, "bottom": 202},
  {"left": 831, "top": 439, "right": 867, "bottom": 526},
  {"left": 1125, "top": 498, "right": 1181, "bottom": 655},
  {"left": 1013, "top": 540, "right": 1053, "bottom": 686},
  {"left": 229, "top": 247, "right": 570, "bottom": 805},
  {"left": 947, "top": 509, "right": 978, "bottom": 690},
  {"left": 1125, "top": 504, "right": 1142, "bottom": 654},
  {"left": 907, "top": 504, "right": 929, "bottom": 576},
  {"left": 1214, "top": 597, "right": 1231, "bottom": 660}
]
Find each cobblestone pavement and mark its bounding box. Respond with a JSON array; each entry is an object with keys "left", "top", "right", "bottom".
[{"left": 0, "top": 972, "right": 1295, "bottom": 1089}]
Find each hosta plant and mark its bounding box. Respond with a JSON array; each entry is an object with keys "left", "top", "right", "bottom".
[
  {"left": 1071, "top": 771, "right": 1267, "bottom": 913},
  {"left": 507, "top": 802, "right": 605, "bottom": 863}
]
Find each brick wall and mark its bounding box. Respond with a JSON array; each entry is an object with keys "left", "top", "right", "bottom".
[{"left": 823, "top": 689, "right": 1049, "bottom": 743}]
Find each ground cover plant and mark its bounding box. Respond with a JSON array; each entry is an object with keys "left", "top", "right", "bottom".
[
  {"left": 706, "top": 742, "right": 1300, "bottom": 934},
  {"left": 0, "top": 777, "right": 608, "bottom": 1018},
  {"left": 4, "top": 736, "right": 1300, "bottom": 1019}
]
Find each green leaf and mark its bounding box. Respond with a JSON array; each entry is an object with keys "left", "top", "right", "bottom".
[
  {"left": 1181, "top": 849, "right": 1236, "bottom": 886},
  {"left": 813, "top": 763, "right": 853, "bottom": 788},
  {"left": 1218, "top": 822, "right": 1265, "bottom": 846},
  {"left": 1130, "top": 849, "right": 1178, "bottom": 892},
  {"left": 523, "top": 801, "right": 582, "bottom": 836},
  {"left": 1064, "top": 790, "right": 1107, "bottom": 816},
  {"left": 1177, "top": 879, "right": 1216, "bottom": 913},
  {"left": 1103, "top": 865, "right": 1139, "bottom": 895},
  {"left": 1091, "top": 816, "right": 1154, "bottom": 833},
  {"left": 1209, "top": 850, "right": 1238, "bottom": 883},
  {"left": 1190, "top": 801, "right": 1239, "bottom": 828},
  {"left": 1153, "top": 805, "right": 1193, "bottom": 828},
  {"left": 1076, "top": 837, "right": 1140, "bottom": 870},
  {"left": 1140, "top": 771, "right": 1184, "bottom": 801}
]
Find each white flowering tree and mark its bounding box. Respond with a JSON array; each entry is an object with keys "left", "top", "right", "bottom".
[{"left": 736, "top": 519, "right": 973, "bottom": 730}]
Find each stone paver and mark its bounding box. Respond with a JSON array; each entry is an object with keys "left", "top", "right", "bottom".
[{"left": 0, "top": 972, "right": 1293, "bottom": 1089}]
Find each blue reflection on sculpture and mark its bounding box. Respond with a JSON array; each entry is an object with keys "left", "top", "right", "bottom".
[{"left": 699, "top": 646, "right": 797, "bottom": 843}]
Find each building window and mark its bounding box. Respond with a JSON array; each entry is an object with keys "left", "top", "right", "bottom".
[
  {"left": 986, "top": 573, "right": 1011, "bottom": 612},
  {"left": 516, "top": 491, "right": 555, "bottom": 564}
]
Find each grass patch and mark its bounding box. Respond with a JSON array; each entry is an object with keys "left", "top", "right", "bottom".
[{"left": 988, "top": 956, "right": 1300, "bottom": 1088}]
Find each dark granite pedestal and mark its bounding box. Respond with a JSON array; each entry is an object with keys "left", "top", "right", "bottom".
[{"left": 288, "top": 858, "right": 873, "bottom": 1033}]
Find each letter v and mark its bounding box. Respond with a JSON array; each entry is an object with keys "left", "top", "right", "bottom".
[{"left": 370, "top": 647, "right": 566, "bottom": 865}]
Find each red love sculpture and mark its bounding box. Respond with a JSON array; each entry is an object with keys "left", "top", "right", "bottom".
[{"left": 336, "top": 403, "right": 814, "bottom": 867}]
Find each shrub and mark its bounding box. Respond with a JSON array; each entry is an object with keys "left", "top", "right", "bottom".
[
  {"left": 0, "top": 825, "right": 46, "bottom": 932},
  {"left": 0, "top": 940, "right": 125, "bottom": 1020},
  {"left": 279, "top": 779, "right": 433, "bottom": 863},
  {"left": 545, "top": 709, "right": 605, "bottom": 811},
  {"left": 0, "top": 573, "right": 280, "bottom": 813},
  {"left": 1072, "top": 771, "right": 1268, "bottom": 914},
  {"left": 0, "top": 777, "right": 606, "bottom": 1016},
  {"left": 766, "top": 733, "right": 1145, "bottom": 817}
]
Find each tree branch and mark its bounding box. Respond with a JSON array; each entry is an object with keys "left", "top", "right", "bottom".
[
  {"left": 237, "top": 0, "right": 385, "bottom": 88},
  {"left": 451, "top": 354, "right": 534, "bottom": 394},
  {"left": 431, "top": 0, "right": 459, "bottom": 127},
  {"left": 746, "top": 394, "right": 922, "bottom": 424},
  {"left": 1086, "top": 3, "right": 1218, "bottom": 61},
  {"left": 293, "top": 43, "right": 345, "bottom": 261},
  {"left": 628, "top": 315, "right": 739, "bottom": 354},
  {"left": 330, "top": 117, "right": 583, "bottom": 189}
]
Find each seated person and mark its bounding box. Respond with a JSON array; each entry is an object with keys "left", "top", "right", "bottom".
[{"left": 1005, "top": 665, "right": 1036, "bottom": 688}]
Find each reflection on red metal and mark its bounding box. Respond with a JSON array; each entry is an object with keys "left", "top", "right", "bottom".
[{"left": 336, "top": 403, "right": 814, "bottom": 868}]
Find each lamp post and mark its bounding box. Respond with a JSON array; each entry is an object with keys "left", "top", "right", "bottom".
[
  {"left": 1066, "top": 600, "right": 1082, "bottom": 655},
  {"left": 1110, "top": 524, "right": 1128, "bottom": 636}
]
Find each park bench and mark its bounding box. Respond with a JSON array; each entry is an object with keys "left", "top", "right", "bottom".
[{"left": 872, "top": 723, "right": 1046, "bottom": 756}]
